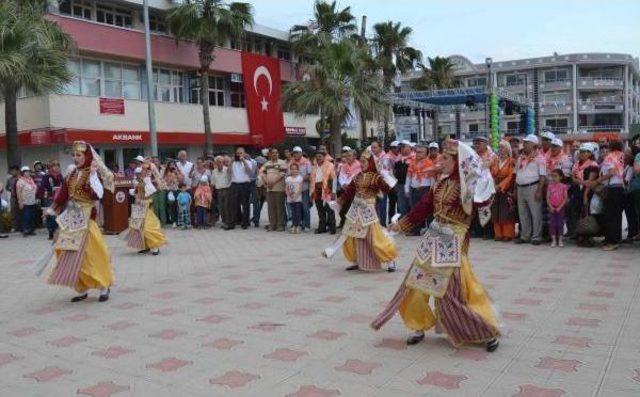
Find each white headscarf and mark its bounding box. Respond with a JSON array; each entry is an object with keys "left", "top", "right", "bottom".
[{"left": 454, "top": 140, "right": 495, "bottom": 217}]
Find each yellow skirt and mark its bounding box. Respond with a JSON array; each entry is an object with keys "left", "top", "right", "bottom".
[
  {"left": 144, "top": 209, "right": 166, "bottom": 250},
  {"left": 54, "top": 219, "right": 114, "bottom": 293},
  {"left": 398, "top": 255, "right": 498, "bottom": 343},
  {"left": 343, "top": 222, "right": 397, "bottom": 264}
]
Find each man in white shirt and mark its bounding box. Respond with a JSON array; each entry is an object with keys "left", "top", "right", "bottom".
[
  {"left": 176, "top": 150, "right": 194, "bottom": 187},
  {"left": 515, "top": 134, "right": 547, "bottom": 245},
  {"left": 225, "top": 147, "right": 255, "bottom": 230}
]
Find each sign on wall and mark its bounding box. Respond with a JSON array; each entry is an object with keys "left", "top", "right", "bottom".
[
  {"left": 285, "top": 126, "right": 306, "bottom": 136},
  {"left": 99, "top": 98, "right": 125, "bottom": 115}
]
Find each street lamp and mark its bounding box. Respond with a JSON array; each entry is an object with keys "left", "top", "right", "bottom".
[
  {"left": 485, "top": 57, "right": 493, "bottom": 137},
  {"left": 143, "top": 0, "right": 158, "bottom": 157}
]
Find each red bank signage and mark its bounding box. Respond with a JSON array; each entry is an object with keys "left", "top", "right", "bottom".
[
  {"left": 241, "top": 52, "right": 285, "bottom": 146},
  {"left": 99, "top": 97, "right": 125, "bottom": 115}
]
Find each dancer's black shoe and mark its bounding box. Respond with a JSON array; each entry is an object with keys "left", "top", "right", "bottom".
[{"left": 71, "top": 293, "right": 88, "bottom": 302}]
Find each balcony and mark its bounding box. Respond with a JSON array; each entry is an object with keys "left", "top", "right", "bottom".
[
  {"left": 578, "top": 99, "right": 624, "bottom": 113},
  {"left": 539, "top": 79, "right": 572, "bottom": 91},
  {"left": 539, "top": 102, "right": 573, "bottom": 115},
  {"left": 578, "top": 77, "right": 624, "bottom": 90}
]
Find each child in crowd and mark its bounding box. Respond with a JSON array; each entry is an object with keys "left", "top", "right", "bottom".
[
  {"left": 546, "top": 169, "right": 569, "bottom": 247},
  {"left": 285, "top": 163, "right": 304, "bottom": 234},
  {"left": 176, "top": 183, "right": 192, "bottom": 230},
  {"left": 576, "top": 166, "right": 603, "bottom": 247},
  {"left": 194, "top": 175, "right": 212, "bottom": 229}
]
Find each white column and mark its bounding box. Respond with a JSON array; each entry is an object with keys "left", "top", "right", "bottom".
[{"left": 572, "top": 64, "right": 578, "bottom": 133}]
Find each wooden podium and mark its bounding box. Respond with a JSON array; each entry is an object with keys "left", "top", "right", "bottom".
[{"left": 103, "top": 177, "right": 133, "bottom": 234}]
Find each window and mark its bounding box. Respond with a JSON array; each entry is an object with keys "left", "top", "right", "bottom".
[
  {"left": 144, "top": 68, "right": 183, "bottom": 102},
  {"left": 277, "top": 48, "right": 291, "bottom": 61},
  {"left": 149, "top": 14, "right": 167, "bottom": 33},
  {"left": 96, "top": 4, "right": 133, "bottom": 28},
  {"left": 189, "top": 74, "right": 224, "bottom": 106},
  {"left": 505, "top": 74, "right": 527, "bottom": 86},
  {"left": 208, "top": 76, "right": 225, "bottom": 106},
  {"left": 104, "top": 62, "right": 141, "bottom": 99},
  {"left": 545, "top": 119, "right": 569, "bottom": 128},
  {"left": 468, "top": 124, "right": 479, "bottom": 133},
  {"left": 544, "top": 69, "right": 569, "bottom": 82},
  {"left": 230, "top": 81, "right": 245, "bottom": 108},
  {"left": 467, "top": 77, "right": 486, "bottom": 87},
  {"left": 507, "top": 121, "right": 519, "bottom": 132},
  {"left": 81, "top": 59, "right": 101, "bottom": 96},
  {"left": 59, "top": 0, "right": 92, "bottom": 20}
]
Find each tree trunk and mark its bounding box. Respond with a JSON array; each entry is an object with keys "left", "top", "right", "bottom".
[
  {"left": 200, "top": 69, "right": 213, "bottom": 157},
  {"left": 4, "top": 89, "right": 20, "bottom": 169},
  {"left": 330, "top": 114, "right": 342, "bottom": 159},
  {"left": 359, "top": 111, "right": 367, "bottom": 142}
]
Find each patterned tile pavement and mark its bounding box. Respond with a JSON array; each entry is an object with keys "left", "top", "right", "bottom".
[{"left": 1, "top": 223, "right": 639, "bottom": 397}]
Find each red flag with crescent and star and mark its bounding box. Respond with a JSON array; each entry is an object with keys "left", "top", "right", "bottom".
[{"left": 241, "top": 52, "right": 285, "bottom": 146}]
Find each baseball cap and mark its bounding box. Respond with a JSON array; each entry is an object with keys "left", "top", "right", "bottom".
[
  {"left": 390, "top": 141, "right": 400, "bottom": 148},
  {"left": 428, "top": 142, "right": 439, "bottom": 149},
  {"left": 134, "top": 155, "right": 145, "bottom": 162},
  {"left": 400, "top": 140, "right": 412, "bottom": 146},
  {"left": 579, "top": 143, "right": 595, "bottom": 153},
  {"left": 20, "top": 166, "right": 30, "bottom": 172},
  {"left": 341, "top": 146, "right": 352, "bottom": 152},
  {"left": 523, "top": 134, "right": 539, "bottom": 144},
  {"left": 292, "top": 146, "right": 303, "bottom": 153},
  {"left": 472, "top": 136, "right": 489, "bottom": 142},
  {"left": 551, "top": 138, "right": 563, "bottom": 147}
]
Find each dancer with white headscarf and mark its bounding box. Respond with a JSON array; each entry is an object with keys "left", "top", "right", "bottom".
[{"left": 372, "top": 139, "right": 501, "bottom": 352}]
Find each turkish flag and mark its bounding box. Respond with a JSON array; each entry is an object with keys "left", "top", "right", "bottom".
[{"left": 241, "top": 52, "right": 285, "bottom": 147}]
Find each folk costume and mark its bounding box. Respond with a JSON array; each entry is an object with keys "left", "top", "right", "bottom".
[
  {"left": 490, "top": 141, "right": 516, "bottom": 241},
  {"left": 127, "top": 162, "right": 166, "bottom": 255},
  {"left": 44, "top": 141, "right": 115, "bottom": 302},
  {"left": 324, "top": 150, "right": 398, "bottom": 272},
  {"left": 372, "top": 140, "right": 501, "bottom": 351}
]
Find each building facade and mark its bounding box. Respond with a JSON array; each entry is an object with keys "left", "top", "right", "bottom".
[
  {"left": 0, "top": 0, "right": 369, "bottom": 174},
  {"left": 400, "top": 53, "right": 640, "bottom": 141}
]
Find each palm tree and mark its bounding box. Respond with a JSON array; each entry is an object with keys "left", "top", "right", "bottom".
[
  {"left": 0, "top": 0, "right": 73, "bottom": 169},
  {"left": 290, "top": 0, "right": 356, "bottom": 55},
  {"left": 166, "top": 0, "right": 253, "bottom": 156},
  {"left": 283, "top": 36, "right": 387, "bottom": 157},
  {"left": 413, "top": 56, "right": 459, "bottom": 90},
  {"left": 371, "top": 21, "right": 422, "bottom": 91},
  {"left": 371, "top": 21, "right": 422, "bottom": 140}
]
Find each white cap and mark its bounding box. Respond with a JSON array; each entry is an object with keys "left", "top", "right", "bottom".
[
  {"left": 428, "top": 142, "right": 439, "bottom": 149},
  {"left": 20, "top": 166, "right": 30, "bottom": 172},
  {"left": 292, "top": 146, "right": 303, "bottom": 153},
  {"left": 134, "top": 167, "right": 142, "bottom": 174},
  {"left": 390, "top": 140, "right": 400, "bottom": 148},
  {"left": 540, "top": 131, "right": 556, "bottom": 140},
  {"left": 200, "top": 175, "right": 209, "bottom": 183},
  {"left": 409, "top": 142, "right": 417, "bottom": 148},
  {"left": 341, "top": 145, "right": 352, "bottom": 152},
  {"left": 523, "top": 134, "right": 539, "bottom": 144},
  {"left": 261, "top": 148, "right": 269, "bottom": 156},
  {"left": 134, "top": 155, "right": 145, "bottom": 162},
  {"left": 400, "top": 140, "right": 412, "bottom": 146},
  {"left": 551, "top": 137, "right": 563, "bottom": 147},
  {"left": 579, "top": 143, "right": 596, "bottom": 153}
]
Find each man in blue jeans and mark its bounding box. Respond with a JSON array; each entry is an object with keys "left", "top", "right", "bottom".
[{"left": 393, "top": 141, "right": 413, "bottom": 217}]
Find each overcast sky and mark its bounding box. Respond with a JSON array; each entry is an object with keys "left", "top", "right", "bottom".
[{"left": 248, "top": 0, "right": 640, "bottom": 64}]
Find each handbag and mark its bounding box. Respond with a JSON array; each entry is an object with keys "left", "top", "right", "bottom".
[
  {"left": 576, "top": 215, "right": 599, "bottom": 236},
  {"left": 167, "top": 191, "right": 176, "bottom": 202}
]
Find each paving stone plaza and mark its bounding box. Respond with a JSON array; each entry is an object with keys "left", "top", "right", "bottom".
[{"left": 0, "top": 225, "right": 639, "bottom": 397}]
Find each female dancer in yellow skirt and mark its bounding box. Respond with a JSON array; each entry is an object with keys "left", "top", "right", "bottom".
[
  {"left": 45, "top": 141, "right": 114, "bottom": 302},
  {"left": 372, "top": 140, "right": 501, "bottom": 352},
  {"left": 324, "top": 149, "right": 398, "bottom": 272},
  {"left": 127, "top": 161, "right": 166, "bottom": 255}
]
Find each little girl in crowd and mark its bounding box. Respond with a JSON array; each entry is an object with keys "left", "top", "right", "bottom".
[
  {"left": 176, "top": 183, "right": 192, "bottom": 230},
  {"left": 285, "top": 163, "right": 304, "bottom": 234},
  {"left": 547, "top": 169, "right": 569, "bottom": 247},
  {"left": 194, "top": 175, "right": 212, "bottom": 229}
]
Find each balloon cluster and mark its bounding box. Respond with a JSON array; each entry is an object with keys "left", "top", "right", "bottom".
[{"left": 489, "top": 93, "right": 500, "bottom": 150}]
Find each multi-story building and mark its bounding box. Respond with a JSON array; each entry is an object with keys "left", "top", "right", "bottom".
[
  {"left": 0, "top": 0, "right": 368, "bottom": 174},
  {"left": 400, "top": 53, "right": 640, "bottom": 141}
]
